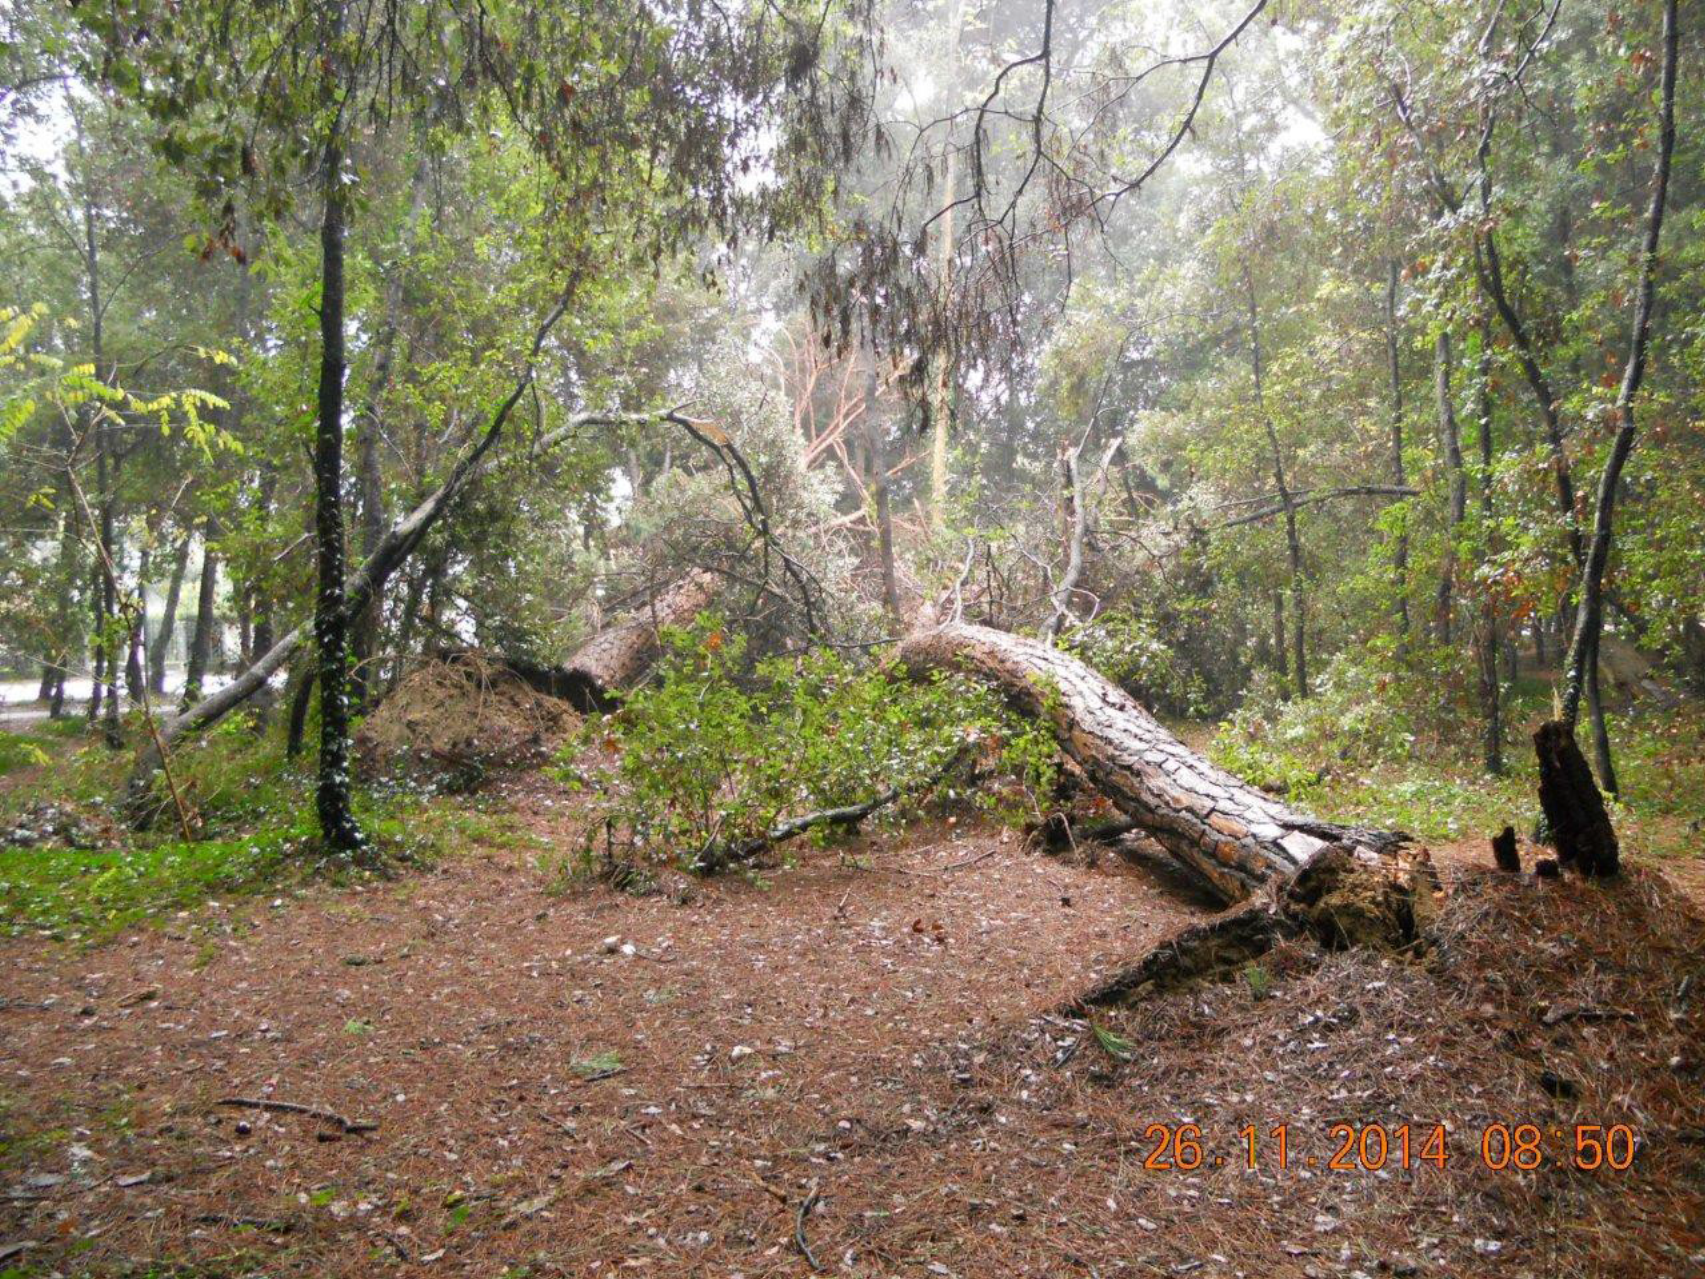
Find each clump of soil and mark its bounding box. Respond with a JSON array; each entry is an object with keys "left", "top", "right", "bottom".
[{"left": 356, "top": 653, "right": 580, "bottom": 791}]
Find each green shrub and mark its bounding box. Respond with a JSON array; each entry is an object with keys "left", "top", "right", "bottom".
[
  {"left": 568, "top": 616, "right": 1057, "bottom": 872},
  {"left": 1064, "top": 609, "right": 1208, "bottom": 718}
]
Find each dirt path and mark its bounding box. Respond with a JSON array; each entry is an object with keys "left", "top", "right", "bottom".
[{"left": 0, "top": 790, "right": 1205, "bottom": 1276}]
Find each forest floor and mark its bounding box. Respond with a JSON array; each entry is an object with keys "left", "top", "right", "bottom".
[{"left": 2, "top": 761, "right": 1703, "bottom": 1279}]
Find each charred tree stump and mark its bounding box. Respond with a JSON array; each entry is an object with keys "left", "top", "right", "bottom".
[
  {"left": 900, "top": 623, "right": 1408, "bottom": 904},
  {"left": 1491, "top": 824, "right": 1521, "bottom": 873},
  {"left": 1533, "top": 720, "right": 1619, "bottom": 877}
]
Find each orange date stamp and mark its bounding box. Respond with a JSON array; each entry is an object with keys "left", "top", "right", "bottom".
[{"left": 1135, "top": 1122, "right": 1639, "bottom": 1173}]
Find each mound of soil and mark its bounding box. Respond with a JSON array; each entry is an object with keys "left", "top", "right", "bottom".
[
  {"left": 356, "top": 654, "right": 580, "bottom": 790},
  {"left": 973, "top": 862, "right": 1705, "bottom": 1276}
]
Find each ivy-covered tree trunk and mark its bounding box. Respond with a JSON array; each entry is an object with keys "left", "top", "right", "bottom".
[
  {"left": 312, "top": 129, "right": 367, "bottom": 858},
  {"left": 901, "top": 622, "right": 1406, "bottom": 904}
]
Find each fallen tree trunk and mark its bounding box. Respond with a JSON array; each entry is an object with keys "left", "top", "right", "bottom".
[
  {"left": 900, "top": 623, "right": 1407, "bottom": 904},
  {"left": 516, "top": 570, "right": 719, "bottom": 712}
]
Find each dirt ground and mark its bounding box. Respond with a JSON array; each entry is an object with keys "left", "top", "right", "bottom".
[{"left": 2, "top": 780, "right": 1702, "bottom": 1278}]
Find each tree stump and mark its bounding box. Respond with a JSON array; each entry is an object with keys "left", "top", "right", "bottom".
[{"left": 1533, "top": 720, "right": 1619, "bottom": 877}]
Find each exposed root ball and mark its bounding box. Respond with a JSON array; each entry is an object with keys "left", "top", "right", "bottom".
[
  {"left": 1283, "top": 845, "right": 1424, "bottom": 952},
  {"left": 357, "top": 653, "right": 579, "bottom": 791}
]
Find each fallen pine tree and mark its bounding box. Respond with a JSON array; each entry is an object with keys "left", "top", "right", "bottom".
[
  {"left": 503, "top": 570, "right": 720, "bottom": 713},
  {"left": 899, "top": 622, "right": 1412, "bottom": 906}
]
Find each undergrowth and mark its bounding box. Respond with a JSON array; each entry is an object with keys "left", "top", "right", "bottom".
[
  {"left": 1207, "top": 651, "right": 1705, "bottom": 858},
  {"left": 562, "top": 616, "right": 1059, "bottom": 874},
  {"left": 0, "top": 706, "right": 501, "bottom": 942}
]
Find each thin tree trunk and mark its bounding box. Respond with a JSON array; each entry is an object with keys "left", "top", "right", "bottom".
[
  {"left": 312, "top": 117, "right": 366, "bottom": 857},
  {"left": 1385, "top": 260, "right": 1409, "bottom": 646},
  {"left": 866, "top": 362, "right": 901, "bottom": 621},
  {"left": 1245, "top": 267, "right": 1305, "bottom": 695},
  {"left": 927, "top": 0, "right": 964, "bottom": 536},
  {"left": 1473, "top": 314, "right": 1503, "bottom": 774},
  {"left": 1433, "top": 333, "right": 1467, "bottom": 644},
  {"left": 87, "top": 565, "right": 104, "bottom": 723},
  {"left": 123, "top": 547, "right": 146, "bottom": 705},
  {"left": 1047, "top": 439, "right": 1087, "bottom": 641},
  {"left": 183, "top": 526, "right": 219, "bottom": 707},
  {"left": 1558, "top": 0, "right": 1678, "bottom": 798},
  {"left": 149, "top": 531, "right": 192, "bottom": 694}
]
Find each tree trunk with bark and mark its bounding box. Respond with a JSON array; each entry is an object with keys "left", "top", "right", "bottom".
[
  {"left": 1385, "top": 260, "right": 1410, "bottom": 647},
  {"left": 900, "top": 623, "right": 1406, "bottom": 904},
  {"left": 1473, "top": 314, "right": 1504, "bottom": 774},
  {"left": 1433, "top": 332, "right": 1467, "bottom": 644},
  {"left": 1558, "top": 0, "right": 1679, "bottom": 802},
  {"left": 183, "top": 527, "right": 220, "bottom": 708},
  {"left": 514, "top": 569, "right": 719, "bottom": 712},
  {"left": 149, "top": 532, "right": 192, "bottom": 694},
  {"left": 312, "top": 123, "right": 367, "bottom": 857}
]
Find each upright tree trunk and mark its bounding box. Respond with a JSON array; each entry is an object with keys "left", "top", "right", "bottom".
[
  {"left": 927, "top": 0, "right": 964, "bottom": 536},
  {"left": 149, "top": 532, "right": 192, "bottom": 694},
  {"left": 865, "top": 362, "right": 901, "bottom": 621},
  {"left": 902, "top": 624, "right": 1405, "bottom": 904},
  {"left": 1473, "top": 314, "right": 1503, "bottom": 774},
  {"left": 1433, "top": 333, "right": 1468, "bottom": 645},
  {"left": 123, "top": 546, "right": 147, "bottom": 705},
  {"left": 313, "top": 123, "right": 367, "bottom": 856},
  {"left": 183, "top": 527, "right": 220, "bottom": 707},
  {"left": 1558, "top": 0, "right": 1678, "bottom": 798},
  {"left": 1245, "top": 268, "right": 1305, "bottom": 696},
  {"left": 82, "top": 175, "right": 122, "bottom": 748},
  {"left": 1385, "top": 260, "right": 1409, "bottom": 647},
  {"left": 87, "top": 565, "right": 104, "bottom": 723}
]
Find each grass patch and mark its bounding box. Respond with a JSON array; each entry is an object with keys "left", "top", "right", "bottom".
[
  {"left": 0, "top": 826, "right": 309, "bottom": 941},
  {"left": 0, "top": 709, "right": 523, "bottom": 943}
]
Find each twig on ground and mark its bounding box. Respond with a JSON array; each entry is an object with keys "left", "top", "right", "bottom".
[
  {"left": 215, "top": 1097, "right": 377, "bottom": 1134},
  {"left": 795, "top": 1177, "right": 824, "bottom": 1272}
]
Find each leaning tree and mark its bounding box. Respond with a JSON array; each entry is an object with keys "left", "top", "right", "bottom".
[{"left": 87, "top": 0, "right": 877, "bottom": 854}]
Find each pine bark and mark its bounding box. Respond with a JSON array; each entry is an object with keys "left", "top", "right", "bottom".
[
  {"left": 523, "top": 570, "right": 719, "bottom": 712},
  {"left": 900, "top": 623, "right": 1405, "bottom": 904}
]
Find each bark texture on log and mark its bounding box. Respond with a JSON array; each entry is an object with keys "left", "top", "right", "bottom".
[
  {"left": 900, "top": 623, "right": 1406, "bottom": 904},
  {"left": 514, "top": 570, "right": 719, "bottom": 713}
]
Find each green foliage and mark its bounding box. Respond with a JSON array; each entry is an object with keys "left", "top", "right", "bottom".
[
  {"left": 570, "top": 616, "right": 1057, "bottom": 872},
  {"left": 1091, "top": 1022, "right": 1135, "bottom": 1062},
  {"left": 0, "top": 730, "right": 52, "bottom": 777},
  {"left": 0, "top": 827, "right": 305, "bottom": 941},
  {"left": 1242, "top": 961, "right": 1272, "bottom": 1001},
  {"left": 1065, "top": 609, "right": 1208, "bottom": 718},
  {"left": 570, "top": 1050, "right": 624, "bottom": 1078}
]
